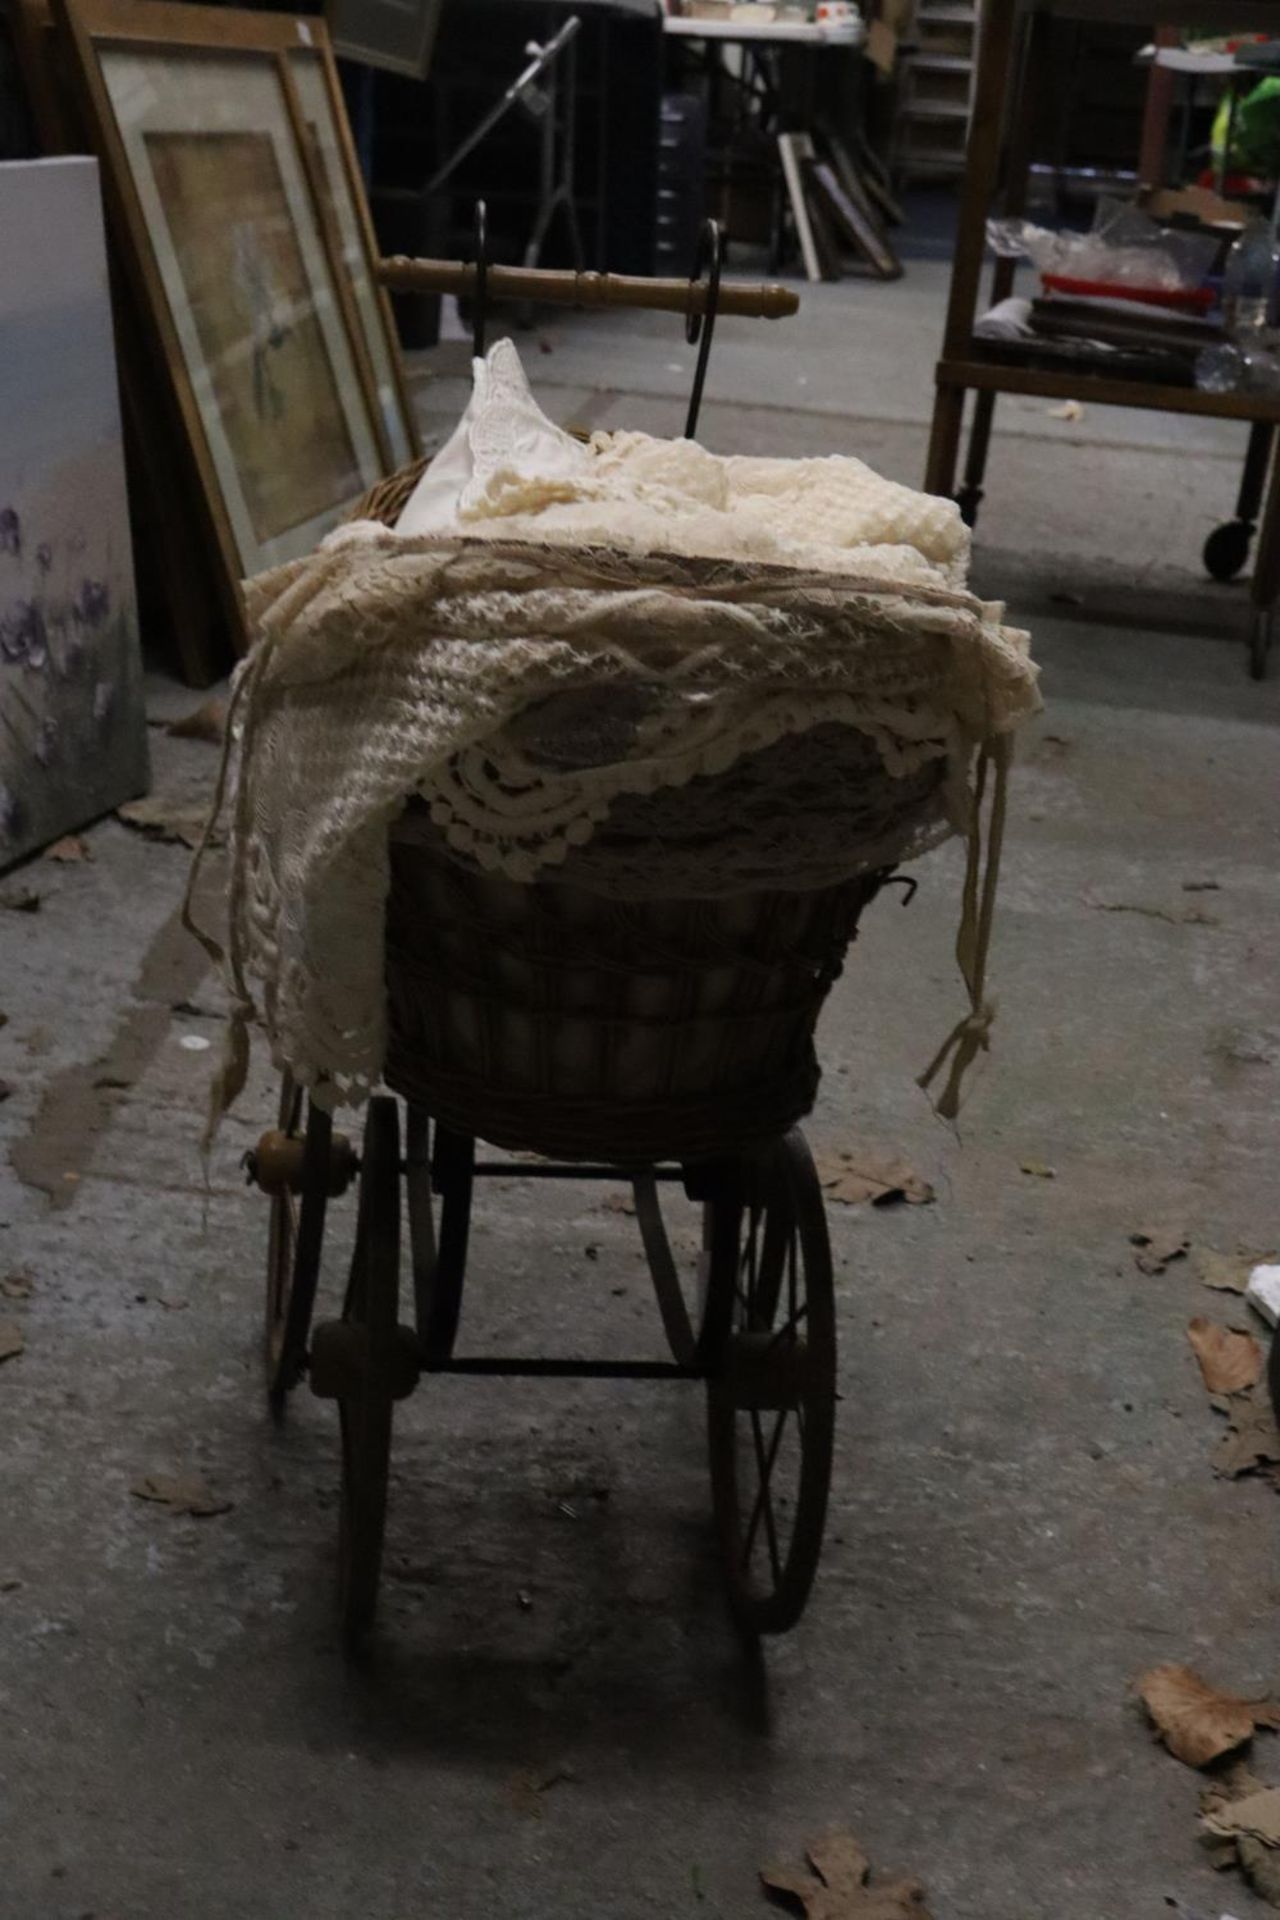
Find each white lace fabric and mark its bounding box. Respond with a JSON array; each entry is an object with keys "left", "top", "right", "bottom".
[{"left": 191, "top": 342, "right": 1041, "bottom": 1121}]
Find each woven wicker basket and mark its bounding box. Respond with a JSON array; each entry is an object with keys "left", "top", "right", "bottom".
[
  {"left": 360, "top": 463, "right": 915, "bottom": 1162},
  {"left": 384, "top": 805, "right": 883, "bottom": 1162}
]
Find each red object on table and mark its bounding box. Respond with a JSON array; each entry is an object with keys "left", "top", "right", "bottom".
[{"left": 1041, "top": 272, "right": 1216, "bottom": 313}]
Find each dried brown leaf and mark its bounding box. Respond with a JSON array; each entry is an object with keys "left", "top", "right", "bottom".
[
  {"left": 0, "top": 1272, "right": 33, "bottom": 1301},
  {"left": 506, "top": 1763, "right": 576, "bottom": 1817},
  {"left": 0, "top": 886, "right": 40, "bottom": 912},
  {"left": 762, "top": 1829, "right": 931, "bottom": 1920},
  {"left": 1138, "top": 1663, "right": 1280, "bottom": 1768},
  {"left": 1131, "top": 1224, "right": 1190, "bottom": 1274},
  {"left": 1213, "top": 1391, "right": 1280, "bottom": 1480},
  {"left": 1204, "top": 1785, "right": 1280, "bottom": 1848},
  {"left": 45, "top": 834, "right": 90, "bottom": 863},
  {"left": 116, "top": 796, "right": 215, "bottom": 851},
  {"left": 1019, "top": 1159, "right": 1055, "bottom": 1180},
  {"left": 1201, "top": 1759, "right": 1268, "bottom": 1815},
  {"left": 166, "top": 697, "right": 227, "bottom": 743},
  {"left": 1196, "top": 1247, "right": 1255, "bottom": 1294},
  {"left": 602, "top": 1190, "right": 636, "bottom": 1216},
  {"left": 1238, "top": 1834, "right": 1280, "bottom": 1906},
  {"left": 130, "top": 1473, "right": 232, "bottom": 1518},
  {"left": 1188, "top": 1317, "right": 1263, "bottom": 1395},
  {"left": 814, "top": 1150, "right": 935, "bottom": 1208},
  {"left": 0, "top": 1322, "right": 24, "bottom": 1364}
]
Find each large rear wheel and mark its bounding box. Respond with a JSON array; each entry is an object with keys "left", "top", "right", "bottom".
[
  {"left": 705, "top": 1130, "right": 836, "bottom": 1636},
  {"left": 260, "top": 1074, "right": 334, "bottom": 1415},
  {"left": 404, "top": 1109, "right": 474, "bottom": 1366}
]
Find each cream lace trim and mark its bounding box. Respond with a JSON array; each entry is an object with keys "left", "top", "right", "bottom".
[{"left": 185, "top": 531, "right": 1038, "bottom": 1130}]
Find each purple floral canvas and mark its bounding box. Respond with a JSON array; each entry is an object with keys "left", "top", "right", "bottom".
[{"left": 0, "top": 156, "right": 148, "bottom": 868}]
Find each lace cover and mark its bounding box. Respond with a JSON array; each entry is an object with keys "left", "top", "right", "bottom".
[{"left": 194, "top": 343, "right": 1041, "bottom": 1114}]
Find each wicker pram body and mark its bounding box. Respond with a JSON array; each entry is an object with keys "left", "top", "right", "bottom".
[
  {"left": 359, "top": 459, "right": 938, "bottom": 1164},
  {"left": 384, "top": 803, "right": 887, "bottom": 1164}
]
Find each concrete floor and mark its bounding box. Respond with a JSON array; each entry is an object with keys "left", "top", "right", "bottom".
[{"left": 1, "top": 258, "right": 1278, "bottom": 1920}]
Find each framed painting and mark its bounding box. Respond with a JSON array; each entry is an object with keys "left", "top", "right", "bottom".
[
  {"left": 283, "top": 40, "right": 418, "bottom": 470},
  {"left": 52, "top": 0, "right": 417, "bottom": 641},
  {"left": 0, "top": 156, "right": 148, "bottom": 868},
  {"left": 8, "top": 0, "right": 243, "bottom": 684}
]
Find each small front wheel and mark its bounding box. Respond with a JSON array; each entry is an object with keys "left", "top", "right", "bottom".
[
  {"left": 1204, "top": 519, "right": 1253, "bottom": 584},
  {"left": 263, "top": 1075, "right": 332, "bottom": 1414},
  {"left": 955, "top": 485, "right": 982, "bottom": 531},
  {"left": 705, "top": 1130, "right": 836, "bottom": 1636}
]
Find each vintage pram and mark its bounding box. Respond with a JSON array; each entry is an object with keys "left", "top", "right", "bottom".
[{"left": 231, "top": 219, "right": 1023, "bottom": 1649}]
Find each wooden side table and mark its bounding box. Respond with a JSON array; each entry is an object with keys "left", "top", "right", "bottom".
[{"left": 923, "top": 0, "right": 1280, "bottom": 677}]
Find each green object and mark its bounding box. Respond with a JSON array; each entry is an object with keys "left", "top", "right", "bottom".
[{"left": 1212, "top": 76, "right": 1280, "bottom": 177}]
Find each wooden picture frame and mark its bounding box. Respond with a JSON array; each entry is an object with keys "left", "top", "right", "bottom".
[
  {"left": 808, "top": 159, "right": 903, "bottom": 282},
  {"left": 283, "top": 38, "right": 419, "bottom": 471},
  {"left": 8, "top": 0, "right": 230, "bottom": 683},
  {"left": 777, "top": 132, "right": 824, "bottom": 284},
  {"left": 52, "top": 0, "right": 417, "bottom": 647}
]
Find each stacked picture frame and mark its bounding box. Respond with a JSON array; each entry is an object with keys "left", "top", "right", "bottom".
[
  {"left": 11, "top": 0, "right": 420, "bottom": 679},
  {"left": 776, "top": 129, "right": 902, "bottom": 286}
]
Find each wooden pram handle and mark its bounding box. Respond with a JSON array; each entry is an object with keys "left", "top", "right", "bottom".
[{"left": 377, "top": 255, "right": 800, "bottom": 320}]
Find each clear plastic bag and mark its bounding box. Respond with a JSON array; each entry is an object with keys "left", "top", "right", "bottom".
[{"left": 987, "top": 197, "right": 1218, "bottom": 292}]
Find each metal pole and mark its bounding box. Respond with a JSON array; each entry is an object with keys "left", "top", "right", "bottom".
[{"left": 423, "top": 14, "right": 582, "bottom": 197}]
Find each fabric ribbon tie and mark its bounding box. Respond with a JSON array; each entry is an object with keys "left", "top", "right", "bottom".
[
  {"left": 918, "top": 998, "right": 996, "bottom": 1121},
  {"left": 181, "top": 628, "right": 276, "bottom": 1157},
  {"left": 918, "top": 732, "right": 1011, "bottom": 1121}
]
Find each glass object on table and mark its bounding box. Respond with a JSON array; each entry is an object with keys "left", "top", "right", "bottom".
[{"left": 1196, "top": 220, "right": 1280, "bottom": 393}]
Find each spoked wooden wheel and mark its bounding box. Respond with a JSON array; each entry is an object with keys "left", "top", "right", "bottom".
[
  {"left": 705, "top": 1129, "right": 836, "bottom": 1636},
  {"left": 262, "top": 1073, "right": 332, "bottom": 1414},
  {"left": 404, "top": 1107, "right": 474, "bottom": 1367},
  {"left": 334, "top": 1096, "right": 403, "bottom": 1647},
  {"left": 264, "top": 1074, "right": 302, "bottom": 1385}
]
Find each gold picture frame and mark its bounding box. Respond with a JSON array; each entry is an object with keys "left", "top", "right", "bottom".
[{"left": 53, "top": 0, "right": 418, "bottom": 644}]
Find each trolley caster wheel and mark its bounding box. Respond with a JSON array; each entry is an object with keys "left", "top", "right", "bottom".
[
  {"left": 263, "top": 1075, "right": 333, "bottom": 1414},
  {"left": 705, "top": 1129, "right": 836, "bottom": 1636},
  {"left": 1250, "top": 608, "right": 1273, "bottom": 680},
  {"left": 1204, "top": 519, "right": 1253, "bottom": 583},
  {"left": 334, "top": 1096, "right": 403, "bottom": 1649},
  {"left": 955, "top": 485, "right": 982, "bottom": 531}
]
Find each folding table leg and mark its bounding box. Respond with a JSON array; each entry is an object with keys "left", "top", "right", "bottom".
[
  {"left": 1247, "top": 430, "right": 1280, "bottom": 679},
  {"left": 925, "top": 385, "right": 966, "bottom": 500},
  {"left": 957, "top": 391, "right": 997, "bottom": 528}
]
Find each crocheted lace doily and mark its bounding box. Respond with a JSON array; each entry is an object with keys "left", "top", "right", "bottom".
[{"left": 193, "top": 342, "right": 1040, "bottom": 1114}]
